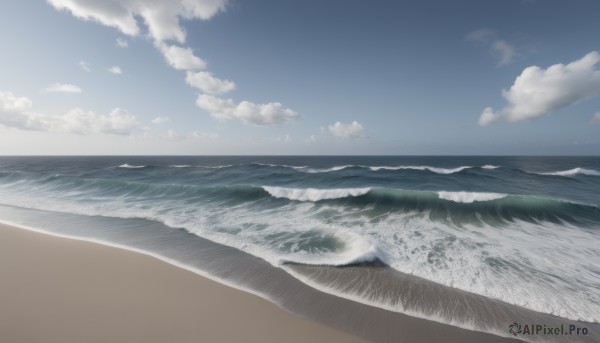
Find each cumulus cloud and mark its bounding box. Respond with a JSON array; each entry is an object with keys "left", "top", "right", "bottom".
[
  {"left": 467, "top": 29, "right": 515, "bottom": 66},
  {"left": 49, "top": 0, "right": 298, "bottom": 127},
  {"left": 116, "top": 37, "right": 128, "bottom": 48},
  {"left": 158, "top": 44, "right": 206, "bottom": 70},
  {"left": 0, "top": 91, "right": 32, "bottom": 112},
  {"left": 328, "top": 121, "right": 365, "bottom": 139},
  {"left": 79, "top": 60, "right": 90, "bottom": 72},
  {"left": 107, "top": 66, "right": 122, "bottom": 74},
  {"left": 479, "top": 51, "right": 600, "bottom": 126},
  {"left": 0, "top": 90, "right": 139, "bottom": 135},
  {"left": 56, "top": 108, "right": 140, "bottom": 135},
  {"left": 0, "top": 91, "right": 36, "bottom": 130},
  {"left": 44, "top": 83, "right": 82, "bottom": 94},
  {"left": 589, "top": 112, "right": 600, "bottom": 124},
  {"left": 196, "top": 94, "right": 299, "bottom": 126},
  {"left": 186, "top": 71, "right": 235, "bottom": 94},
  {"left": 47, "top": 0, "right": 228, "bottom": 44},
  {"left": 151, "top": 116, "right": 171, "bottom": 124}
]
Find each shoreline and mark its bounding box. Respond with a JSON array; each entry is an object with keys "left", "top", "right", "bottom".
[
  {"left": 0, "top": 222, "right": 368, "bottom": 343},
  {"left": 4, "top": 208, "right": 596, "bottom": 342},
  {"left": 0, "top": 217, "right": 528, "bottom": 343}
]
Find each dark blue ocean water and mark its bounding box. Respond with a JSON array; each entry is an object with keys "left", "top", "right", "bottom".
[{"left": 1, "top": 156, "right": 599, "bottom": 326}]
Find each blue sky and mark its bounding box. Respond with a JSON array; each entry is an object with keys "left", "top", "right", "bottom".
[{"left": 0, "top": 0, "right": 599, "bottom": 155}]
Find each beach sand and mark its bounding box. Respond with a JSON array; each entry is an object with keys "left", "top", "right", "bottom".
[{"left": 0, "top": 223, "right": 368, "bottom": 343}]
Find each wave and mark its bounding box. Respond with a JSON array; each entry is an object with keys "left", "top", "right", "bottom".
[
  {"left": 260, "top": 186, "right": 600, "bottom": 225},
  {"left": 279, "top": 231, "right": 386, "bottom": 267},
  {"left": 295, "top": 164, "right": 497, "bottom": 174},
  {"left": 368, "top": 165, "right": 473, "bottom": 174},
  {"left": 169, "top": 165, "right": 191, "bottom": 168},
  {"left": 538, "top": 167, "right": 600, "bottom": 177},
  {"left": 199, "top": 164, "right": 234, "bottom": 169},
  {"left": 263, "top": 186, "right": 371, "bottom": 201},
  {"left": 117, "top": 164, "right": 148, "bottom": 169},
  {"left": 437, "top": 191, "right": 507, "bottom": 203},
  {"left": 251, "top": 163, "right": 307, "bottom": 169},
  {"left": 297, "top": 165, "right": 354, "bottom": 173},
  {"left": 133, "top": 162, "right": 505, "bottom": 175},
  {"left": 264, "top": 186, "right": 507, "bottom": 204},
  {"left": 2, "top": 169, "right": 599, "bottom": 226}
]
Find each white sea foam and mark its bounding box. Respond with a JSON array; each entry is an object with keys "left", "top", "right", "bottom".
[
  {"left": 539, "top": 167, "right": 600, "bottom": 177},
  {"left": 169, "top": 165, "right": 191, "bottom": 168},
  {"left": 263, "top": 186, "right": 371, "bottom": 201},
  {"left": 369, "top": 166, "right": 472, "bottom": 174},
  {"left": 437, "top": 191, "right": 507, "bottom": 203},
  {"left": 199, "top": 164, "right": 234, "bottom": 169},
  {"left": 118, "top": 164, "right": 146, "bottom": 169},
  {"left": 298, "top": 165, "right": 353, "bottom": 173},
  {"left": 253, "top": 163, "right": 308, "bottom": 169},
  {"left": 481, "top": 165, "right": 500, "bottom": 169},
  {"left": 279, "top": 231, "right": 386, "bottom": 267},
  {"left": 2, "top": 169, "right": 600, "bottom": 325}
]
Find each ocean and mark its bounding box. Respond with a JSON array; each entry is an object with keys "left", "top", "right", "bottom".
[{"left": 1, "top": 156, "right": 599, "bottom": 342}]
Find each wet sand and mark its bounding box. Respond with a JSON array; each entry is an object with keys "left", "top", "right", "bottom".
[{"left": 0, "top": 223, "right": 368, "bottom": 343}]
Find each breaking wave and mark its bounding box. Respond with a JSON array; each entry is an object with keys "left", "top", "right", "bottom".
[{"left": 537, "top": 167, "right": 600, "bottom": 177}]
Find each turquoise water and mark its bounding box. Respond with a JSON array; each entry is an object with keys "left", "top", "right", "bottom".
[{"left": 1, "top": 156, "right": 599, "bottom": 328}]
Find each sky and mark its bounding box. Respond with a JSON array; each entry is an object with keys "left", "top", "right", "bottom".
[{"left": 1, "top": 0, "right": 599, "bottom": 155}]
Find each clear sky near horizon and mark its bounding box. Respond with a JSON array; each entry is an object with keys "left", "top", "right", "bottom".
[{"left": 0, "top": 0, "right": 599, "bottom": 155}]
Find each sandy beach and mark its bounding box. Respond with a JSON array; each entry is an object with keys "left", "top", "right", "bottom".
[{"left": 0, "top": 223, "right": 368, "bottom": 343}]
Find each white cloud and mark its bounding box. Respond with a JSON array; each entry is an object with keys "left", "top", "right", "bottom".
[
  {"left": 57, "top": 108, "right": 139, "bottom": 135},
  {"left": 47, "top": 0, "right": 228, "bottom": 44},
  {"left": 116, "top": 37, "right": 128, "bottom": 48},
  {"left": 151, "top": 116, "right": 171, "bottom": 124},
  {"left": 196, "top": 94, "right": 299, "bottom": 126},
  {"left": 0, "top": 90, "right": 139, "bottom": 135},
  {"left": 49, "top": 0, "right": 298, "bottom": 127},
  {"left": 0, "top": 91, "right": 37, "bottom": 130},
  {"left": 491, "top": 40, "right": 515, "bottom": 66},
  {"left": 305, "top": 134, "right": 317, "bottom": 144},
  {"left": 186, "top": 71, "right": 235, "bottom": 94},
  {"left": 479, "top": 51, "right": 600, "bottom": 126},
  {"left": 162, "top": 129, "right": 186, "bottom": 141},
  {"left": 158, "top": 44, "right": 206, "bottom": 70},
  {"left": 328, "top": 121, "right": 365, "bottom": 139},
  {"left": 192, "top": 131, "right": 219, "bottom": 140},
  {"left": 79, "top": 60, "right": 90, "bottom": 72},
  {"left": 589, "top": 112, "right": 600, "bottom": 124},
  {"left": 44, "top": 83, "right": 82, "bottom": 94},
  {"left": 467, "top": 29, "right": 516, "bottom": 66},
  {"left": 107, "top": 66, "right": 122, "bottom": 74},
  {"left": 0, "top": 91, "right": 32, "bottom": 112}
]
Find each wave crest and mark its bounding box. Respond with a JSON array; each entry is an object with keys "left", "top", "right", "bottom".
[
  {"left": 539, "top": 167, "right": 600, "bottom": 177},
  {"left": 369, "top": 165, "right": 472, "bottom": 174},
  {"left": 437, "top": 191, "right": 507, "bottom": 203},
  {"left": 263, "top": 186, "right": 371, "bottom": 201},
  {"left": 118, "top": 164, "right": 147, "bottom": 169},
  {"left": 279, "top": 231, "right": 386, "bottom": 267}
]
